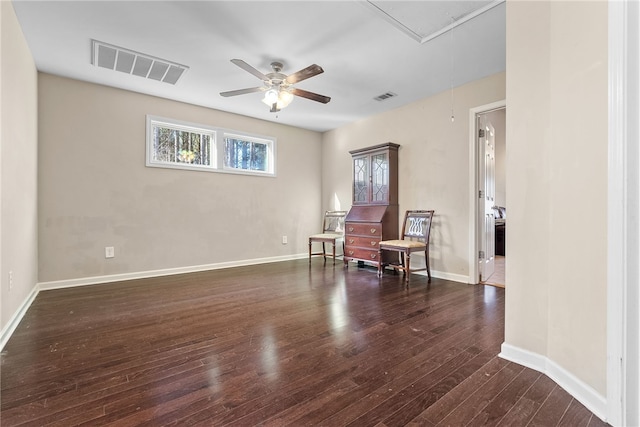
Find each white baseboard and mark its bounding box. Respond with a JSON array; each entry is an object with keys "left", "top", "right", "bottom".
[
  {"left": 499, "top": 342, "right": 607, "bottom": 423},
  {"left": 0, "top": 285, "right": 39, "bottom": 351},
  {"left": 414, "top": 269, "right": 470, "bottom": 284},
  {"left": 38, "top": 253, "right": 308, "bottom": 291}
]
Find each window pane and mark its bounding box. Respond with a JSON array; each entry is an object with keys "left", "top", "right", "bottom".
[
  {"left": 153, "top": 126, "right": 175, "bottom": 163},
  {"left": 224, "top": 137, "right": 269, "bottom": 172},
  {"left": 151, "top": 123, "right": 212, "bottom": 167}
]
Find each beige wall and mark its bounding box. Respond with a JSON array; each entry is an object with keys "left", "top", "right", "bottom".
[
  {"left": 505, "top": 0, "right": 607, "bottom": 395},
  {"left": 0, "top": 2, "right": 39, "bottom": 331},
  {"left": 38, "top": 74, "right": 322, "bottom": 283},
  {"left": 322, "top": 72, "right": 506, "bottom": 279}
]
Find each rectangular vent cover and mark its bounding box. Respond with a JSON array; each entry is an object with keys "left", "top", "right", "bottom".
[
  {"left": 91, "top": 40, "right": 188, "bottom": 85},
  {"left": 374, "top": 92, "right": 397, "bottom": 101}
]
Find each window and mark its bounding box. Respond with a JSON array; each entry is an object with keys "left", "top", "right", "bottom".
[
  {"left": 146, "top": 115, "right": 276, "bottom": 176},
  {"left": 223, "top": 134, "right": 271, "bottom": 173},
  {"left": 147, "top": 118, "right": 214, "bottom": 169}
]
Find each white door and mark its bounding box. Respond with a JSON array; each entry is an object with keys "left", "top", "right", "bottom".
[{"left": 478, "top": 114, "right": 496, "bottom": 282}]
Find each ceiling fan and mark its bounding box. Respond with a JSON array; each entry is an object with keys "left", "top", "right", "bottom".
[{"left": 220, "top": 59, "right": 331, "bottom": 113}]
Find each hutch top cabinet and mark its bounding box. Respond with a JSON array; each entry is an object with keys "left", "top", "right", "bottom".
[
  {"left": 351, "top": 143, "right": 399, "bottom": 205},
  {"left": 344, "top": 143, "right": 399, "bottom": 267}
]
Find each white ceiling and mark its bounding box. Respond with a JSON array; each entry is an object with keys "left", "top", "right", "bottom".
[{"left": 12, "top": 0, "right": 506, "bottom": 132}]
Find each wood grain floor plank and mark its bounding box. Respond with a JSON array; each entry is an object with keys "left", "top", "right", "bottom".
[
  {"left": 434, "top": 360, "right": 526, "bottom": 425},
  {"left": 527, "top": 383, "right": 573, "bottom": 427},
  {"left": 409, "top": 355, "right": 509, "bottom": 424},
  {"left": 0, "top": 260, "right": 606, "bottom": 426},
  {"left": 466, "top": 366, "right": 541, "bottom": 425},
  {"left": 496, "top": 373, "right": 557, "bottom": 426},
  {"left": 558, "top": 398, "right": 599, "bottom": 426}
]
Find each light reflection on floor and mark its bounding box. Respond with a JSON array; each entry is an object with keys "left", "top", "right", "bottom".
[
  {"left": 483, "top": 283, "right": 498, "bottom": 305},
  {"left": 329, "top": 280, "right": 349, "bottom": 331}
]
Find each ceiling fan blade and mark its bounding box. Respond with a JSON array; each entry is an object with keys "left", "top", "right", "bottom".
[
  {"left": 220, "top": 87, "right": 264, "bottom": 97},
  {"left": 231, "top": 59, "right": 269, "bottom": 81},
  {"left": 285, "top": 64, "right": 324, "bottom": 84},
  {"left": 291, "top": 88, "right": 331, "bottom": 104}
]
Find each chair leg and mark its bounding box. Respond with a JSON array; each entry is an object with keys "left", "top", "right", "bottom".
[
  {"left": 405, "top": 252, "right": 411, "bottom": 282},
  {"left": 331, "top": 241, "right": 336, "bottom": 265},
  {"left": 308, "top": 239, "right": 312, "bottom": 263},
  {"left": 426, "top": 247, "right": 431, "bottom": 282},
  {"left": 322, "top": 242, "right": 326, "bottom": 262},
  {"left": 377, "top": 248, "right": 383, "bottom": 276}
]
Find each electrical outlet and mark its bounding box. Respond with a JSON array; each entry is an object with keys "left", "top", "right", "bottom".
[
  {"left": 105, "top": 246, "right": 115, "bottom": 259},
  {"left": 282, "top": 236, "right": 288, "bottom": 245},
  {"left": 8, "top": 271, "right": 13, "bottom": 291}
]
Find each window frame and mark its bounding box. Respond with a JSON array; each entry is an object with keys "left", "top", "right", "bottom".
[
  {"left": 145, "top": 115, "right": 277, "bottom": 177},
  {"left": 221, "top": 132, "right": 276, "bottom": 176}
]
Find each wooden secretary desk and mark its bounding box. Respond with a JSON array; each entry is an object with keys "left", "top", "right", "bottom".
[{"left": 343, "top": 143, "right": 399, "bottom": 267}]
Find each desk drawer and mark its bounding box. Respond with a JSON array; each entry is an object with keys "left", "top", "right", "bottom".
[
  {"left": 345, "top": 222, "right": 382, "bottom": 237},
  {"left": 345, "top": 236, "right": 379, "bottom": 249},
  {"left": 344, "top": 247, "right": 379, "bottom": 262}
]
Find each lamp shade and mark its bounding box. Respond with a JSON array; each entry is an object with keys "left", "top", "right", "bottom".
[
  {"left": 262, "top": 88, "right": 279, "bottom": 106},
  {"left": 262, "top": 87, "right": 294, "bottom": 110},
  {"left": 277, "top": 90, "right": 294, "bottom": 109}
]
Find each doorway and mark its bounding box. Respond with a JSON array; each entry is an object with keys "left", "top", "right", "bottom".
[
  {"left": 480, "top": 108, "right": 506, "bottom": 287},
  {"left": 468, "top": 100, "right": 506, "bottom": 285}
]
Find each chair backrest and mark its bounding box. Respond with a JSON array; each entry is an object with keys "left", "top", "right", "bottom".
[
  {"left": 400, "top": 210, "right": 435, "bottom": 243},
  {"left": 322, "top": 210, "right": 347, "bottom": 234}
]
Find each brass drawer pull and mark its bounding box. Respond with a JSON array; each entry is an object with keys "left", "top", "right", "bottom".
[
  {"left": 348, "top": 227, "right": 354, "bottom": 232},
  {"left": 370, "top": 253, "right": 377, "bottom": 259},
  {"left": 370, "top": 228, "right": 377, "bottom": 234},
  {"left": 348, "top": 250, "right": 354, "bottom": 256},
  {"left": 371, "top": 241, "right": 377, "bottom": 246},
  {"left": 349, "top": 239, "right": 355, "bottom": 244}
]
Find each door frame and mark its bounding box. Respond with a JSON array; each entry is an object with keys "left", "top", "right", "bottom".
[
  {"left": 607, "top": 0, "right": 638, "bottom": 425},
  {"left": 468, "top": 100, "right": 506, "bottom": 284}
]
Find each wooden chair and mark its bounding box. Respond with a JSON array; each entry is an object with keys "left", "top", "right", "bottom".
[
  {"left": 308, "top": 211, "right": 347, "bottom": 265},
  {"left": 378, "top": 210, "right": 435, "bottom": 282}
]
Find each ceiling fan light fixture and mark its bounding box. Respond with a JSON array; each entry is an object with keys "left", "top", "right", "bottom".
[
  {"left": 262, "top": 88, "right": 294, "bottom": 111},
  {"left": 223, "top": 59, "right": 329, "bottom": 112},
  {"left": 277, "top": 89, "right": 294, "bottom": 109},
  {"left": 262, "top": 88, "right": 279, "bottom": 105}
]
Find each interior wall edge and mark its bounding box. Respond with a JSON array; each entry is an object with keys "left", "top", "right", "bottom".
[
  {"left": 0, "top": 284, "right": 39, "bottom": 351},
  {"left": 500, "top": 342, "right": 607, "bottom": 423}
]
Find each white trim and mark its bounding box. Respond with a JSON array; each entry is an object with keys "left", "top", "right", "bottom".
[
  {"left": 468, "top": 100, "right": 506, "bottom": 284},
  {"left": 608, "top": 1, "right": 640, "bottom": 426},
  {"left": 607, "top": 1, "right": 626, "bottom": 423},
  {"left": 38, "top": 253, "right": 307, "bottom": 291},
  {"left": 500, "top": 343, "right": 607, "bottom": 423},
  {"left": 0, "top": 285, "right": 39, "bottom": 351},
  {"left": 414, "top": 269, "right": 469, "bottom": 284}
]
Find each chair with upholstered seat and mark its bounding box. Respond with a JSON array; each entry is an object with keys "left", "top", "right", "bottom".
[
  {"left": 378, "top": 210, "right": 434, "bottom": 282},
  {"left": 309, "top": 211, "right": 347, "bottom": 265}
]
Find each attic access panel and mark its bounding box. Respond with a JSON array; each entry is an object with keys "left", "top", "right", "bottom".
[{"left": 364, "top": 0, "right": 503, "bottom": 43}]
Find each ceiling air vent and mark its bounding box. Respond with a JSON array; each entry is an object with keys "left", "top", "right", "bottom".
[
  {"left": 91, "top": 40, "right": 188, "bottom": 85},
  {"left": 374, "top": 92, "right": 397, "bottom": 101}
]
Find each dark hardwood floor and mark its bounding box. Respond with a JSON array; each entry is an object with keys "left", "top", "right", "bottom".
[{"left": 1, "top": 259, "right": 607, "bottom": 426}]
